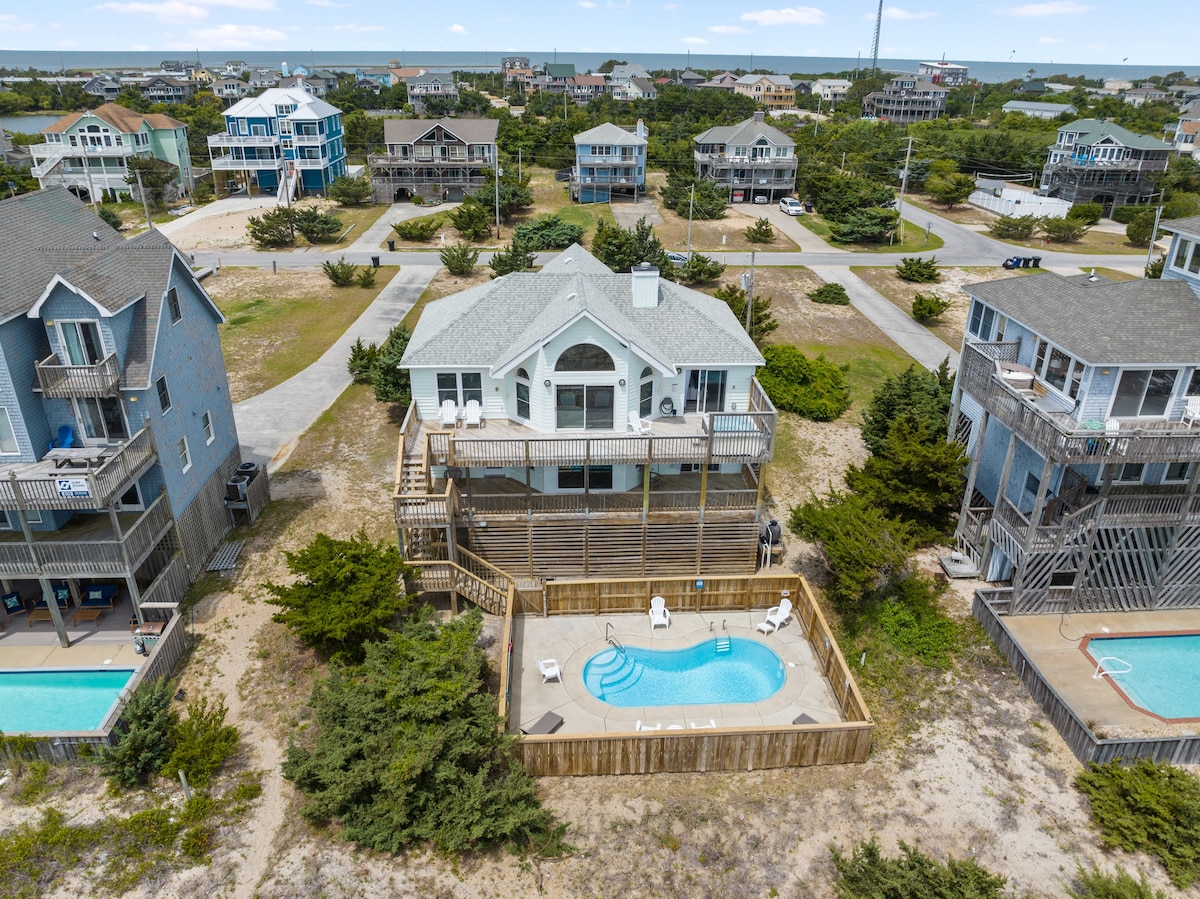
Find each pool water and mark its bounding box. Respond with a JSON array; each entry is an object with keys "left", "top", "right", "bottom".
[
  {"left": 1087, "top": 634, "right": 1200, "bottom": 720},
  {"left": 0, "top": 669, "right": 137, "bottom": 733},
  {"left": 582, "top": 638, "right": 785, "bottom": 706}
]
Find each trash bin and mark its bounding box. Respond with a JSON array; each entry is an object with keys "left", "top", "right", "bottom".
[
  {"left": 1031, "top": 256, "right": 1042, "bottom": 268},
  {"left": 804, "top": 202, "right": 814, "bottom": 213},
  {"left": 371, "top": 256, "right": 380, "bottom": 268},
  {"left": 387, "top": 239, "right": 395, "bottom": 251},
  {"left": 1020, "top": 257, "right": 1032, "bottom": 268}
]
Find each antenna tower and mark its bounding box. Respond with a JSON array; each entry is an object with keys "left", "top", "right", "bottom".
[{"left": 870, "top": 0, "right": 883, "bottom": 76}]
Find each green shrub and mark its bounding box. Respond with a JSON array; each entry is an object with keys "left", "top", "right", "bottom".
[
  {"left": 832, "top": 838, "right": 1007, "bottom": 898},
  {"left": 744, "top": 217, "right": 775, "bottom": 243},
  {"left": 1068, "top": 201, "right": 1104, "bottom": 224},
  {"left": 1075, "top": 758, "right": 1200, "bottom": 888},
  {"left": 860, "top": 362, "right": 954, "bottom": 457},
  {"left": 347, "top": 337, "right": 379, "bottom": 383},
  {"left": 988, "top": 214, "right": 1040, "bottom": 240},
  {"left": 440, "top": 241, "right": 480, "bottom": 276},
  {"left": 160, "top": 696, "right": 239, "bottom": 789},
  {"left": 489, "top": 239, "right": 537, "bottom": 276},
  {"left": 1146, "top": 254, "right": 1165, "bottom": 279},
  {"left": 714, "top": 283, "right": 776, "bottom": 345},
  {"left": 355, "top": 266, "right": 377, "bottom": 288},
  {"left": 1126, "top": 210, "right": 1157, "bottom": 247},
  {"left": 191, "top": 181, "right": 214, "bottom": 203},
  {"left": 1040, "top": 216, "right": 1090, "bottom": 242},
  {"left": 447, "top": 199, "right": 491, "bottom": 241},
  {"left": 392, "top": 217, "right": 441, "bottom": 241},
  {"left": 1066, "top": 865, "right": 1169, "bottom": 899},
  {"left": 97, "top": 205, "right": 123, "bottom": 231},
  {"left": 757, "top": 344, "right": 850, "bottom": 421},
  {"left": 828, "top": 207, "right": 897, "bottom": 243},
  {"left": 411, "top": 194, "right": 425, "bottom": 206},
  {"left": 661, "top": 172, "right": 728, "bottom": 220},
  {"left": 99, "top": 680, "right": 178, "bottom": 788},
  {"left": 246, "top": 207, "right": 296, "bottom": 247},
  {"left": 512, "top": 212, "right": 584, "bottom": 249},
  {"left": 896, "top": 256, "right": 940, "bottom": 283},
  {"left": 877, "top": 577, "right": 960, "bottom": 666},
  {"left": 808, "top": 283, "right": 851, "bottom": 305},
  {"left": 321, "top": 256, "right": 358, "bottom": 287},
  {"left": 1112, "top": 204, "right": 1142, "bottom": 224},
  {"left": 293, "top": 206, "right": 343, "bottom": 243},
  {"left": 676, "top": 253, "right": 726, "bottom": 284},
  {"left": 925, "top": 172, "right": 976, "bottom": 209},
  {"left": 1165, "top": 192, "right": 1200, "bottom": 220},
  {"left": 366, "top": 323, "right": 412, "bottom": 404},
  {"left": 327, "top": 174, "right": 374, "bottom": 206},
  {"left": 911, "top": 292, "right": 951, "bottom": 321}
]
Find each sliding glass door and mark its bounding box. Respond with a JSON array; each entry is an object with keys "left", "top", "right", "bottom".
[
  {"left": 685, "top": 369, "right": 727, "bottom": 413},
  {"left": 556, "top": 385, "right": 615, "bottom": 430}
]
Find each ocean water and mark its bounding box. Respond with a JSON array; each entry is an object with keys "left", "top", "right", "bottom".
[{"left": 0, "top": 49, "right": 1195, "bottom": 85}]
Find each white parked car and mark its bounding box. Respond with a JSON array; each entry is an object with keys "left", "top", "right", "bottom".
[
  {"left": 779, "top": 197, "right": 804, "bottom": 215},
  {"left": 753, "top": 194, "right": 769, "bottom": 204}
]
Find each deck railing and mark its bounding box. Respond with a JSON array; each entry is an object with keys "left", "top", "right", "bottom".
[
  {"left": 463, "top": 488, "right": 759, "bottom": 517},
  {"left": 0, "top": 427, "right": 155, "bottom": 512},
  {"left": 959, "top": 342, "right": 1200, "bottom": 464},
  {"left": 35, "top": 352, "right": 122, "bottom": 398},
  {"left": 138, "top": 552, "right": 190, "bottom": 607}
]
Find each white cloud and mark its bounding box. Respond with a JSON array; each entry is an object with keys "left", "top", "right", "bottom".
[
  {"left": 681, "top": 36, "right": 708, "bottom": 44},
  {"left": 741, "top": 6, "right": 826, "bottom": 26},
  {"left": 94, "top": 1, "right": 208, "bottom": 23},
  {"left": 305, "top": 0, "right": 346, "bottom": 6},
  {"left": 178, "top": 23, "right": 286, "bottom": 48},
  {"left": 1003, "top": 0, "right": 1092, "bottom": 15},
  {"left": 708, "top": 23, "right": 747, "bottom": 33},
  {"left": 881, "top": 6, "right": 935, "bottom": 19},
  {"left": 206, "top": 0, "right": 276, "bottom": 8},
  {"left": 1038, "top": 35, "right": 1063, "bottom": 43},
  {"left": 332, "top": 23, "right": 384, "bottom": 31},
  {"left": 578, "top": 0, "right": 597, "bottom": 7},
  {"left": 0, "top": 14, "right": 38, "bottom": 30},
  {"left": 448, "top": 23, "right": 467, "bottom": 33}
]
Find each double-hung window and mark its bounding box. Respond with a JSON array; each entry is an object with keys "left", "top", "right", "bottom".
[{"left": 436, "top": 372, "right": 483, "bottom": 407}]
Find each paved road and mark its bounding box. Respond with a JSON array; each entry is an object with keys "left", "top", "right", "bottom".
[{"left": 232, "top": 264, "right": 439, "bottom": 471}]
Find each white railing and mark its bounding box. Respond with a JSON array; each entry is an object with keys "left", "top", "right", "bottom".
[{"left": 207, "top": 133, "right": 279, "bottom": 147}]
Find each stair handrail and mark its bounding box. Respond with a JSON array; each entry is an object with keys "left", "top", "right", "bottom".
[{"left": 605, "top": 622, "right": 625, "bottom": 655}]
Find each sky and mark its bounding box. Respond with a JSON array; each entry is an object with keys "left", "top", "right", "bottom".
[{"left": 0, "top": 0, "right": 1196, "bottom": 68}]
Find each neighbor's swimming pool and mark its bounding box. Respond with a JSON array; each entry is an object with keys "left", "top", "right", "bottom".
[
  {"left": 582, "top": 638, "right": 785, "bottom": 706},
  {"left": 1086, "top": 633, "right": 1200, "bottom": 720},
  {"left": 0, "top": 668, "right": 137, "bottom": 733}
]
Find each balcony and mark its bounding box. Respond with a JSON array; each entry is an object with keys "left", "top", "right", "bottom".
[
  {"left": 0, "top": 491, "right": 174, "bottom": 578},
  {"left": 694, "top": 152, "right": 791, "bottom": 167},
  {"left": 959, "top": 341, "right": 1200, "bottom": 464},
  {"left": 208, "top": 133, "right": 279, "bottom": 147},
  {"left": 36, "top": 352, "right": 122, "bottom": 398},
  {"left": 209, "top": 156, "right": 280, "bottom": 171},
  {"left": 0, "top": 427, "right": 156, "bottom": 512}
]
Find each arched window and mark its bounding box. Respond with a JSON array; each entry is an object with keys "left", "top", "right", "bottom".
[
  {"left": 555, "top": 344, "right": 614, "bottom": 371},
  {"left": 639, "top": 367, "right": 654, "bottom": 417},
  {"left": 515, "top": 367, "right": 531, "bottom": 419}
]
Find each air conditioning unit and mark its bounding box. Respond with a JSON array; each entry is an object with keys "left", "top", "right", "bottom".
[{"left": 226, "top": 475, "right": 249, "bottom": 501}]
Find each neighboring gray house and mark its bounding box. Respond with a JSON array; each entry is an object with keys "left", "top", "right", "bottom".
[
  {"left": 1040, "top": 119, "right": 1172, "bottom": 212},
  {"left": 1002, "top": 100, "right": 1078, "bottom": 119},
  {"left": 862, "top": 76, "right": 948, "bottom": 123},
  {"left": 367, "top": 117, "right": 498, "bottom": 202},
  {"left": 811, "top": 79, "right": 851, "bottom": 105},
  {"left": 693, "top": 111, "right": 797, "bottom": 204},
  {"left": 608, "top": 63, "right": 651, "bottom": 85},
  {"left": 393, "top": 243, "right": 777, "bottom": 580},
  {"left": 0, "top": 187, "right": 261, "bottom": 646},
  {"left": 82, "top": 75, "right": 122, "bottom": 102},
  {"left": 572, "top": 120, "right": 647, "bottom": 202},
  {"left": 406, "top": 72, "right": 459, "bottom": 111},
  {"left": 613, "top": 76, "right": 657, "bottom": 102}
]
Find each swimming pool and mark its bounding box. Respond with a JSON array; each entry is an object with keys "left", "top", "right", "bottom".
[
  {"left": 582, "top": 638, "right": 785, "bottom": 706},
  {"left": 1086, "top": 633, "right": 1200, "bottom": 720},
  {"left": 0, "top": 668, "right": 137, "bottom": 733}
]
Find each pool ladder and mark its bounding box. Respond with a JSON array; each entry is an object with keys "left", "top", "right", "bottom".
[
  {"left": 1093, "top": 656, "right": 1132, "bottom": 679},
  {"left": 605, "top": 622, "right": 626, "bottom": 656},
  {"left": 715, "top": 620, "right": 731, "bottom": 654}
]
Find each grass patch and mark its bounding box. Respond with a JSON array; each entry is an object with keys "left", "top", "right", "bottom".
[
  {"left": 806, "top": 340, "right": 914, "bottom": 411},
  {"left": 993, "top": 229, "right": 1147, "bottom": 255},
  {"left": 904, "top": 193, "right": 996, "bottom": 226},
  {"left": 209, "top": 265, "right": 397, "bottom": 402},
  {"left": 325, "top": 203, "right": 388, "bottom": 245},
  {"left": 795, "top": 213, "right": 944, "bottom": 253},
  {"left": 1085, "top": 266, "right": 1139, "bottom": 282}
]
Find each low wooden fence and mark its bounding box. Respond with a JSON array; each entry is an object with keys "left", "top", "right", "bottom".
[
  {"left": 3, "top": 610, "right": 190, "bottom": 764},
  {"left": 974, "top": 589, "right": 1200, "bottom": 765},
  {"left": 514, "top": 574, "right": 872, "bottom": 775}
]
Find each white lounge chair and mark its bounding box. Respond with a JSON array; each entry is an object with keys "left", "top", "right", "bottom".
[
  {"left": 666, "top": 724, "right": 684, "bottom": 730},
  {"left": 690, "top": 719, "right": 717, "bottom": 729},
  {"left": 1184, "top": 397, "right": 1200, "bottom": 428},
  {"left": 755, "top": 597, "right": 793, "bottom": 634},
  {"left": 627, "top": 410, "right": 652, "bottom": 435},
  {"left": 439, "top": 399, "right": 458, "bottom": 428},
  {"left": 1106, "top": 418, "right": 1127, "bottom": 455},
  {"left": 463, "top": 399, "right": 483, "bottom": 429},
  {"left": 535, "top": 656, "right": 561, "bottom": 684},
  {"left": 636, "top": 720, "right": 661, "bottom": 732},
  {"left": 649, "top": 595, "right": 671, "bottom": 630}
]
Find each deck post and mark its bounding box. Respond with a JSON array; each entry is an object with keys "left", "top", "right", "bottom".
[
  {"left": 957, "top": 410, "right": 990, "bottom": 538},
  {"left": 37, "top": 577, "right": 70, "bottom": 648},
  {"left": 1023, "top": 456, "right": 1055, "bottom": 553},
  {"left": 982, "top": 431, "right": 1020, "bottom": 576}
]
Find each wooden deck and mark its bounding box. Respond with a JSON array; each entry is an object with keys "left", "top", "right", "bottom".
[{"left": 0, "top": 427, "right": 156, "bottom": 512}]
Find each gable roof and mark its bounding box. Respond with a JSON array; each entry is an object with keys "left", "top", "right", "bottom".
[
  {"left": 1002, "top": 100, "right": 1077, "bottom": 115},
  {"left": 1162, "top": 215, "right": 1200, "bottom": 240},
  {"left": 694, "top": 115, "right": 794, "bottom": 148},
  {"left": 402, "top": 244, "right": 763, "bottom": 372},
  {"left": 1057, "top": 118, "right": 1172, "bottom": 151},
  {"left": 965, "top": 272, "right": 1200, "bottom": 364},
  {"left": 382, "top": 117, "right": 498, "bottom": 145},
  {"left": 544, "top": 64, "right": 576, "bottom": 79},
  {"left": 574, "top": 121, "right": 646, "bottom": 146},
  {"left": 223, "top": 87, "right": 341, "bottom": 120},
  {"left": 627, "top": 77, "right": 656, "bottom": 94},
  {"left": 42, "top": 103, "right": 185, "bottom": 135},
  {"left": 736, "top": 73, "right": 794, "bottom": 87}
]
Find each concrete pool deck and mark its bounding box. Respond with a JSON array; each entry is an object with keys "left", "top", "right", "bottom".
[
  {"left": 1002, "top": 608, "right": 1200, "bottom": 735},
  {"left": 0, "top": 595, "right": 153, "bottom": 670},
  {"left": 508, "top": 611, "right": 841, "bottom": 736}
]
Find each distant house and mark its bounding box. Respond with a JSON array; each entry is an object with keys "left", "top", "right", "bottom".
[
  {"left": 1015, "top": 80, "right": 1048, "bottom": 96},
  {"left": 697, "top": 71, "right": 739, "bottom": 92},
  {"left": 694, "top": 111, "right": 797, "bottom": 204},
  {"left": 367, "top": 117, "right": 498, "bottom": 203},
  {"left": 1040, "top": 118, "right": 1172, "bottom": 213},
  {"left": 207, "top": 87, "right": 346, "bottom": 197},
  {"left": 732, "top": 74, "right": 795, "bottom": 111},
  {"left": 542, "top": 64, "right": 577, "bottom": 93},
  {"left": 572, "top": 120, "right": 647, "bottom": 202},
  {"left": 1168, "top": 119, "right": 1199, "bottom": 157},
  {"left": 82, "top": 75, "right": 121, "bottom": 102},
  {"left": 279, "top": 75, "right": 327, "bottom": 99},
  {"left": 862, "top": 76, "right": 947, "bottom": 123},
  {"left": 210, "top": 78, "right": 250, "bottom": 103},
  {"left": 811, "top": 79, "right": 851, "bottom": 105},
  {"left": 246, "top": 69, "right": 279, "bottom": 90},
  {"left": 918, "top": 61, "right": 969, "bottom": 86},
  {"left": 568, "top": 74, "right": 609, "bottom": 104},
  {"left": 29, "top": 103, "right": 193, "bottom": 202},
  {"left": 613, "top": 76, "right": 657, "bottom": 102},
  {"left": 388, "top": 66, "right": 427, "bottom": 85},
  {"left": 406, "top": 73, "right": 459, "bottom": 112},
  {"left": 608, "top": 64, "right": 651, "bottom": 85},
  {"left": 679, "top": 69, "right": 706, "bottom": 87},
  {"left": 1002, "top": 100, "right": 1077, "bottom": 120},
  {"left": 355, "top": 66, "right": 395, "bottom": 88},
  {"left": 138, "top": 75, "right": 194, "bottom": 104},
  {"left": 1123, "top": 86, "right": 1168, "bottom": 107},
  {"left": 501, "top": 56, "right": 530, "bottom": 72}
]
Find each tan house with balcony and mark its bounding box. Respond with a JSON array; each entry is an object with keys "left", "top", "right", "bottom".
[
  {"left": 394, "top": 245, "right": 777, "bottom": 582},
  {"left": 367, "top": 118, "right": 498, "bottom": 203},
  {"left": 732, "top": 74, "right": 796, "bottom": 110}
]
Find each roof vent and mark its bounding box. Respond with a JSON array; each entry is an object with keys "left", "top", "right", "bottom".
[
  {"left": 1087, "top": 268, "right": 1099, "bottom": 282},
  {"left": 631, "top": 263, "right": 660, "bottom": 308}
]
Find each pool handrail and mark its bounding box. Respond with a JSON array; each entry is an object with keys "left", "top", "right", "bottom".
[
  {"left": 1093, "top": 656, "right": 1133, "bottom": 679},
  {"left": 605, "top": 622, "right": 625, "bottom": 655}
]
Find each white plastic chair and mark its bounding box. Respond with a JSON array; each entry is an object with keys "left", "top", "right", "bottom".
[
  {"left": 690, "top": 719, "right": 717, "bottom": 729},
  {"left": 1183, "top": 397, "right": 1200, "bottom": 427},
  {"left": 755, "top": 597, "right": 793, "bottom": 634},
  {"left": 627, "top": 410, "right": 652, "bottom": 435},
  {"left": 635, "top": 720, "right": 661, "bottom": 732},
  {"left": 535, "top": 656, "right": 561, "bottom": 684},
  {"left": 439, "top": 399, "right": 458, "bottom": 428},
  {"left": 1106, "top": 418, "right": 1127, "bottom": 455},
  {"left": 463, "top": 399, "right": 483, "bottom": 428},
  {"left": 649, "top": 595, "right": 671, "bottom": 630}
]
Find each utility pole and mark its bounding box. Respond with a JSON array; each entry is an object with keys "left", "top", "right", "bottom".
[
  {"left": 133, "top": 168, "right": 152, "bottom": 230},
  {"left": 494, "top": 159, "right": 501, "bottom": 239},
  {"left": 742, "top": 251, "right": 756, "bottom": 338},
  {"left": 686, "top": 182, "right": 695, "bottom": 257},
  {"left": 893, "top": 135, "right": 915, "bottom": 247},
  {"left": 1145, "top": 195, "right": 1165, "bottom": 275},
  {"left": 814, "top": 96, "right": 822, "bottom": 138}
]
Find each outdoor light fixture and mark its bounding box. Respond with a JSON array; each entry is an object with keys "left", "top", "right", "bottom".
[
  {"left": 619, "top": 378, "right": 626, "bottom": 386},
  {"left": 544, "top": 379, "right": 551, "bottom": 387}
]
